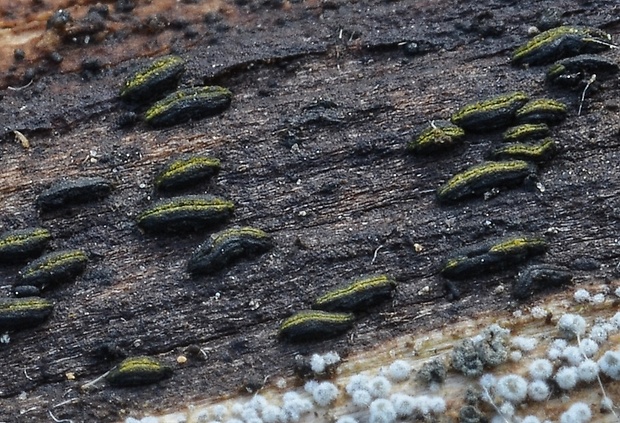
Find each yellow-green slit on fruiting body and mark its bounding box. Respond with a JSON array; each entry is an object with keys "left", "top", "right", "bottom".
[
  {"left": 17, "top": 249, "right": 88, "bottom": 289},
  {"left": 37, "top": 177, "right": 112, "bottom": 212},
  {"left": 137, "top": 195, "right": 234, "bottom": 233},
  {"left": 516, "top": 99, "right": 567, "bottom": 125},
  {"left": 312, "top": 275, "right": 396, "bottom": 312},
  {"left": 0, "top": 227, "right": 51, "bottom": 263},
  {"left": 441, "top": 236, "right": 548, "bottom": 280},
  {"left": 512, "top": 26, "right": 612, "bottom": 66},
  {"left": 546, "top": 54, "right": 619, "bottom": 86},
  {"left": 155, "top": 156, "right": 221, "bottom": 192},
  {"left": 106, "top": 356, "right": 172, "bottom": 387},
  {"left": 279, "top": 310, "right": 355, "bottom": 342},
  {"left": 187, "top": 227, "right": 273, "bottom": 276},
  {"left": 0, "top": 297, "right": 54, "bottom": 330},
  {"left": 436, "top": 160, "right": 534, "bottom": 203},
  {"left": 502, "top": 123, "right": 550, "bottom": 143},
  {"left": 488, "top": 138, "right": 557, "bottom": 163},
  {"left": 450, "top": 92, "right": 529, "bottom": 132},
  {"left": 120, "top": 55, "right": 185, "bottom": 102},
  {"left": 145, "top": 86, "right": 232, "bottom": 127},
  {"left": 407, "top": 121, "right": 465, "bottom": 154}
]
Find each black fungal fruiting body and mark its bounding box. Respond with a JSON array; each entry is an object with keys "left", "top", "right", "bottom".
[
  {"left": 513, "top": 264, "right": 573, "bottom": 299},
  {"left": 450, "top": 92, "right": 529, "bottom": 132},
  {"left": 120, "top": 55, "right": 186, "bottom": 102},
  {"left": 187, "top": 227, "right": 273, "bottom": 275},
  {"left": 511, "top": 26, "right": 612, "bottom": 66},
  {"left": 312, "top": 275, "right": 396, "bottom": 312},
  {"left": 0, "top": 227, "right": 51, "bottom": 263},
  {"left": 407, "top": 121, "right": 465, "bottom": 154},
  {"left": 37, "top": 177, "right": 112, "bottom": 212},
  {"left": 17, "top": 249, "right": 88, "bottom": 289},
  {"left": 547, "top": 54, "right": 619, "bottom": 87},
  {"left": 436, "top": 160, "right": 535, "bottom": 203},
  {"left": 441, "top": 236, "right": 548, "bottom": 279},
  {"left": 279, "top": 310, "right": 355, "bottom": 342},
  {"left": 0, "top": 297, "right": 54, "bottom": 330},
  {"left": 155, "top": 156, "right": 221, "bottom": 192},
  {"left": 137, "top": 195, "right": 234, "bottom": 233},
  {"left": 515, "top": 99, "right": 567, "bottom": 125},
  {"left": 144, "top": 86, "right": 232, "bottom": 127},
  {"left": 106, "top": 356, "right": 172, "bottom": 387}
]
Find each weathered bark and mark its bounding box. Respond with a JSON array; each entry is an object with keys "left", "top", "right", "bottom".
[{"left": 0, "top": 0, "right": 619, "bottom": 421}]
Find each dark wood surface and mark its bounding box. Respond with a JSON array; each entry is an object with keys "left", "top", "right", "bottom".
[{"left": 0, "top": 0, "right": 619, "bottom": 421}]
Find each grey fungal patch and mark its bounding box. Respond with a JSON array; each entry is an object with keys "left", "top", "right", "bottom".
[
  {"left": 17, "top": 249, "right": 88, "bottom": 289},
  {"left": 451, "top": 324, "right": 509, "bottom": 377},
  {"left": 36, "top": 177, "right": 112, "bottom": 212},
  {"left": 187, "top": 227, "right": 273, "bottom": 275},
  {"left": 0, "top": 227, "right": 51, "bottom": 263},
  {"left": 513, "top": 264, "right": 573, "bottom": 299},
  {"left": 0, "top": 297, "right": 54, "bottom": 331},
  {"left": 417, "top": 358, "right": 447, "bottom": 385},
  {"left": 137, "top": 195, "right": 234, "bottom": 233}
]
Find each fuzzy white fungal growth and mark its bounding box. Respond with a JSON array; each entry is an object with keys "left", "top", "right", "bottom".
[
  {"left": 390, "top": 393, "right": 415, "bottom": 417},
  {"left": 352, "top": 389, "right": 372, "bottom": 407},
  {"left": 211, "top": 405, "right": 227, "bottom": 420},
  {"left": 558, "top": 314, "right": 587, "bottom": 339},
  {"left": 367, "top": 376, "right": 392, "bottom": 398},
  {"left": 249, "top": 395, "right": 267, "bottom": 412},
  {"left": 609, "top": 312, "right": 620, "bottom": 329},
  {"left": 588, "top": 324, "right": 608, "bottom": 344},
  {"left": 529, "top": 358, "right": 553, "bottom": 380},
  {"left": 598, "top": 350, "right": 620, "bottom": 380},
  {"left": 522, "top": 416, "right": 541, "bottom": 423},
  {"left": 510, "top": 351, "right": 523, "bottom": 362},
  {"left": 480, "top": 373, "right": 497, "bottom": 390},
  {"left": 511, "top": 336, "right": 538, "bottom": 352},
  {"left": 426, "top": 396, "right": 446, "bottom": 414},
  {"left": 576, "top": 359, "right": 599, "bottom": 383},
  {"left": 312, "top": 381, "right": 339, "bottom": 407},
  {"left": 310, "top": 354, "right": 326, "bottom": 374},
  {"left": 615, "top": 286, "right": 620, "bottom": 298},
  {"left": 555, "top": 366, "right": 578, "bottom": 390},
  {"left": 336, "top": 416, "right": 358, "bottom": 423},
  {"left": 548, "top": 339, "right": 568, "bottom": 360},
  {"left": 562, "top": 346, "right": 584, "bottom": 366},
  {"left": 304, "top": 380, "right": 319, "bottom": 394},
  {"left": 369, "top": 398, "right": 397, "bottom": 423},
  {"left": 560, "top": 402, "right": 591, "bottom": 423},
  {"left": 530, "top": 306, "right": 547, "bottom": 319},
  {"left": 387, "top": 360, "right": 411, "bottom": 382},
  {"left": 579, "top": 338, "right": 599, "bottom": 358},
  {"left": 527, "top": 380, "right": 550, "bottom": 402},
  {"left": 323, "top": 351, "right": 341, "bottom": 366},
  {"left": 573, "top": 289, "right": 590, "bottom": 303},
  {"left": 600, "top": 396, "right": 614, "bottom": 412},
  {"left": 499, "top": 401, "right": 515, "bottom": 417},
  {"left": 346, "top": 374, "right": 369, "bottom": 395},
  {"left": 495, "top": 374, "right": 528, "bottom": 404},
  {"left": 590, "top": 293, "right": 605, "bottom": 304},
  {"left": 261, "top": 405, "right": 284, "bottom": 423}
]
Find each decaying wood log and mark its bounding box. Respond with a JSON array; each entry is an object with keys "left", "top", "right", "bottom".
[{"left": 0, "top": 0, "right": 619, "bottom": 421}]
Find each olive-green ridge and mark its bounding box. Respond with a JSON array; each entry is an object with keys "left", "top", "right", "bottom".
[
  {"left": 437, "top": 160, "right": 531, "bottom": 198},
  {"left": 314, "top": 275, "right": 394, "bottom": 305},
  {"left": 451, "top": 92, "right": 529, "bottom": 124},
  {"left": 280, "top": 310, "right": 355, "bottom": 331},
  {"left": 0, "top": 298, "right": 53, "bottom": 312},
  {"left": 138, "top": 198, "right": 234, "bottom": 220},
  {"left": 489, "top": 237, "right": 547, "bottom": 255},
  {"left": 120, "top": 56, "right": 184, "bottom": 97},
  {"left": 144, "top": 86, "right": 232, "bottom": 122},
  {"left": 155, "top": 157, "right": 221, "bottom": 186},
  {"left": 0, "top": 228, "right": 50, "bottom": 248},
  {"left": 502, "top": 124, "right": 550, "bottom": 142},
  {"left": 211, "top": 227, "right": 269, "bottom": 247},
  {"left": 22, "top": 250, "right": 87, "bottom": 277}
]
